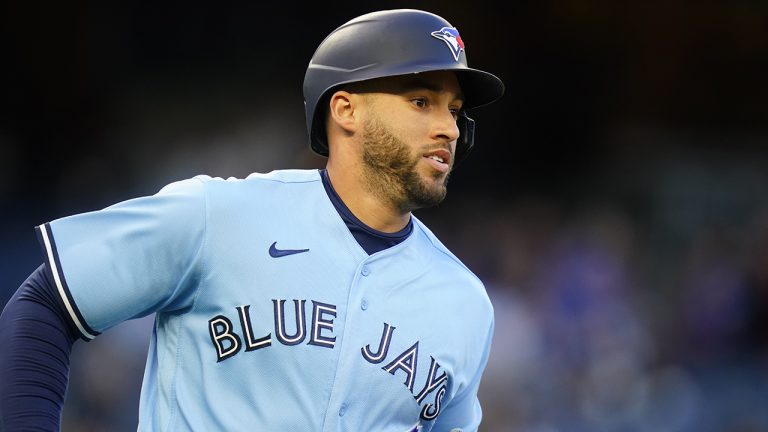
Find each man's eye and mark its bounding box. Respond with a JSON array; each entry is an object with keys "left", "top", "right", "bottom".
[{"left": 412, "top": 98, "right": 427, "bottom": 108}]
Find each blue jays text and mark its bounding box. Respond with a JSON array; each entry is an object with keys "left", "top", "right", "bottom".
[{"left": 208, "top": 299, "right": 449, "bottom": 420}]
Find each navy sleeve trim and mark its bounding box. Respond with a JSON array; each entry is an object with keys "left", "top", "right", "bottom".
[{"left": 35, "top": 223, "right": 100, "bottom": 341}]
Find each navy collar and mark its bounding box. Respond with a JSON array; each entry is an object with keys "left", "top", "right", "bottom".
[{"left": 319, "top": 169, "right": 413, "bottom": 255}]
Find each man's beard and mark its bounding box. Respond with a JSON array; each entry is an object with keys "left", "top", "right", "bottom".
[{"left": 361, "top": 118, "right": 451, "bottom": 213}]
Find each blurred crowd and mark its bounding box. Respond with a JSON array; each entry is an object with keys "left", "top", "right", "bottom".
[{"left": 465, "top": 135, "right": 768, "bottom": 430}]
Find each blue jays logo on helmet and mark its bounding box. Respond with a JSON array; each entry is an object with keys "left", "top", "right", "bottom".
[{"left": 430, "top": 26, "right": 465, "bottom": 61}]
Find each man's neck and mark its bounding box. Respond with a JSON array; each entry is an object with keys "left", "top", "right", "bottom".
[{"left": 325, "top": 164, "right": 410, "bottom": 233}]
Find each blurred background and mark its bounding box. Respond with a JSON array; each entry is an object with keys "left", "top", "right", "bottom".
[{"left": 1, "top": 1, "right": 767, "bottom": 431}]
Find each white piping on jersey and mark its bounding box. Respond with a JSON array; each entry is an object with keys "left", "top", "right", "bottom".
[{"left": 40, "top": 225, "right": 96, "bottom": 340}]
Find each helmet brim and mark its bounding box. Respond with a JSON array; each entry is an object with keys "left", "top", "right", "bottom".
[{"left": 453, "top": 68, "right": 505, "bottom": 110}]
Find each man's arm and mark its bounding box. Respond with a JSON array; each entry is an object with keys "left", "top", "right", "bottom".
[
  {"left": 0, "top": 264, "right": 80, "bottom": 431},
  {"left": 430, "top": 316, "right": 495, "bottom": 432},
  {"left": 0, "top": 178, "right": 208, "bottom": 431}
]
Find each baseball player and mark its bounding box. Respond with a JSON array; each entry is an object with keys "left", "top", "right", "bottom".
[{"left": 0, "top": 9, "right": 503, "bottom": 431}]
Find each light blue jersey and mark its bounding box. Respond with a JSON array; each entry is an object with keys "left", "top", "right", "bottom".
[{"left": 37, "top": 169, "right": 494, "bottom": 432}]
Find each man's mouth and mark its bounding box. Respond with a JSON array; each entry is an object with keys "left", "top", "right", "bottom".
[{"left": 422, "top": 148, "right": 452, "bottom": 173}]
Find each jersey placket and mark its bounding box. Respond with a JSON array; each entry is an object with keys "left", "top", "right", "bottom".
[
  {"left": 321, "top": 225, "right": 429, "bottom": 432},
  {"left": 320, "top": 255, "right": 376, "bottom": 431}
]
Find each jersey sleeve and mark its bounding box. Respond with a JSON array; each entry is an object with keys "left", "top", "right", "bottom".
[
  {"left": 431, "top": 317, "right": 495, "bottom": 432},
  {"left": 36, "top": 178, "right": 207, "bottom": 340}
]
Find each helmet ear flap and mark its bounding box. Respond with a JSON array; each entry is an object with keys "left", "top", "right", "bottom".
[{"left": 455, "top": 112, "right": 475, "bottom": 165}]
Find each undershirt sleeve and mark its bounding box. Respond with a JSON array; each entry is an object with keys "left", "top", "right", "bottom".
[{"left": 0, "top": 263, "right": 79, "bottom": 431}]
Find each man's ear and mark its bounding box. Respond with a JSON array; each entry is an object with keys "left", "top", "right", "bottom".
[{"left": 327, "top": 90, "right": 359, "bottom": 134}]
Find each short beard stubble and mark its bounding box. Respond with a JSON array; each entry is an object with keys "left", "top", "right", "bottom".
[{"left": 361, "top": 118, "right": 450, "bottom": 213}]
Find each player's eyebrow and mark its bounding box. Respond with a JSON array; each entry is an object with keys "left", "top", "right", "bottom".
[{"left": 397, "top": 79, "right": 465, "bottom": 103}]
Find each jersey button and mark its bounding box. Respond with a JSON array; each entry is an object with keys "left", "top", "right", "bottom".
[
  {"left": 361, "top": 266, "right": 371, "bottom": 276},
  {"left": 361, "top": 300, "right": 368, "bottom": 310},
  {"left": 339, "top": 403, "right": 348, "bottom": 417}
]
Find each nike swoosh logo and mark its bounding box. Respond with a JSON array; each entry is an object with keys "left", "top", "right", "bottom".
[{"left": 269, "top": 241, "right": 310, "bottom": 258}]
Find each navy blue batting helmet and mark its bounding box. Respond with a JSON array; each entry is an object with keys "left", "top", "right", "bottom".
[{"left": 303, "top": 9, "right": 504, "bottom": 164}]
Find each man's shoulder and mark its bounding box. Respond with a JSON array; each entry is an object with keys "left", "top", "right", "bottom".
[
  {"left": 152, "top": 169, "right": 323, "bottom": 213},
  {"left": 412, "top": 217, "right": 487, "bottom": 290},
  {"left": 163, "top": 169, "right": 321, "bottom": 195},
  {"left": 153, "top": 170, "right": 320, "bottom": 201},
  {"left": 411, "top": 217, "right": 494, "bottom": 329},
  {"left": 190, "top": 169, "right": 321, "bottom": 186},
  {"left": 243, "top": 169, "right": 322, "bottom": 184}
]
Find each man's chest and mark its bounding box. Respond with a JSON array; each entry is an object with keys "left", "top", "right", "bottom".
[{"left": 174, "top": 235, "right": 463, "bottom": 430}]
